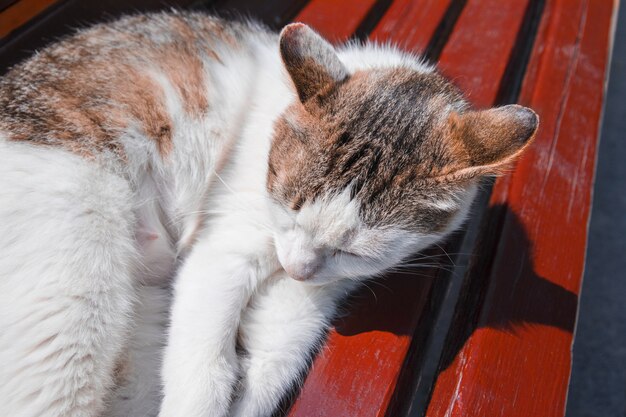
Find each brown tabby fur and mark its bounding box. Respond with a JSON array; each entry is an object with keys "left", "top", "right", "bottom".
[
  {"left": 268, "top": 67, "right": 531, "bottom": 232},
  {"left": 0, "top": 12, "right": 246, "bottom": 157},
  {"left": 269, "top": 25, "right": 538, "bottom": 232}
]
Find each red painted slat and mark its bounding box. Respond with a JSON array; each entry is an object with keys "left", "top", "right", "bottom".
[
  {"left": 287, "top": 272, "right": 435, "bottom": 417},
  {"left": 287, "top": 1, "right": 534, "bottom": 416},
  {"left": 370, "top": 0, "right": 452, "bottom": 54},
  {"left": 437, "top": 0, "right": 530, "bottom": 107},
  {"left": 426, "top": 1, "right": 617, "bottom": 416},
  {"left": 293, "top": 0, "right": 378, "bottom": 43}
]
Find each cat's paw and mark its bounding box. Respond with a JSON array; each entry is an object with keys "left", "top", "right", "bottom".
[
  {"left": 160, "top": 354, "right": 239, "bottom": 417},
  {"left": 229, "top": 354, "right": 298, "bottom": 417}
]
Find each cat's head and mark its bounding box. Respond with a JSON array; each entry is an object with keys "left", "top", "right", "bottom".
[{"left": 268, "top": 23, "right": 538, "bottom": 285}]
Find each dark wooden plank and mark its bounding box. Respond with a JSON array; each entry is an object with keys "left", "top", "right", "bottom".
[
  {"left": 0, "top": 0, "right": 19, "bottom": 14},
  {"left": 437, "top": 0, "right": 531, "bottom": 107},
  {"left": 287, "top": 1, "right": 535, "bottom": 416},
  {"left": 425, "top": 0, "right": 618, "bottom": 416},
  {"left": 0, "top": 0, "right": 59, "bottom": 39}
]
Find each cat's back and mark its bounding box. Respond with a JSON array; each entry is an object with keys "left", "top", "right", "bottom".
[{"left": 0, "top": 12, "right": 273, "bottom": 158}]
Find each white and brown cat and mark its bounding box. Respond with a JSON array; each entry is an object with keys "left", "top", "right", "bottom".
[{"left": 0, "top": 11, "right": 538, "bottom": 417}]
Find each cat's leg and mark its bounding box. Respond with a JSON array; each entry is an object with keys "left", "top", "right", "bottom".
[
  {"left": 105, "top": 194, "right": 178, "bottom": 417},
  {"left": 104, "top": 284, "right": 171, "bottom": 417},
  {"left": 159, "top": 232, "right": 276, "bottom": 417},
  {"left": 0, "top": 145, "right": 138, "bottom": 417},
  {"left": 229, "top": 275, "right": 355, "bottom": 417}
]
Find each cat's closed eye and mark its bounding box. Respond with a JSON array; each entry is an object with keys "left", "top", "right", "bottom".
[{"left": 332, "top": 249, "right": 358, "bottom": 258}]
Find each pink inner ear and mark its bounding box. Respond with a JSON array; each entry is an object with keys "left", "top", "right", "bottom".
[{"left": 280, "top": 23, "right": 308, "bottom": 42}]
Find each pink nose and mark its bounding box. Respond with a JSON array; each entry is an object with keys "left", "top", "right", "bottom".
[{"left": 284, "top": 261, "right": 320, "bottom": 281}]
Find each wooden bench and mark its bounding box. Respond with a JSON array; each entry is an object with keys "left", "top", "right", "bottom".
[{"left": 1, "top": 1, "right": 617, "bottom": 416}]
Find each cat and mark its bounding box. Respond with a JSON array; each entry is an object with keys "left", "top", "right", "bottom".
[{"left": 0, "top": 10, "right": 538, "bottom": 417}]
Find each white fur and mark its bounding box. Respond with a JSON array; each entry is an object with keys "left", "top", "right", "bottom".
[
  {"left": 0, "top": 22, "right": 476, "bottom": 417},
  {"left": 338, "top": 41, "right": 435, "bottom": 74},
  {"left": 0, "top": 141, "right": 138, "bottom": 417},
  {"left": 272, "top": 188, "right": 438, "bottom": 285},
  {"left": 104, "top": 285, "right": 170, "bottom": 417},
  {"left": 231, "top": 274, "right": 356, "bottom": 417}
]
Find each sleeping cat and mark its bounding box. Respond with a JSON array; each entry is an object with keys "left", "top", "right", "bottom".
[{"left": 0, "top": 11, "right": 538, "bottom": 417}]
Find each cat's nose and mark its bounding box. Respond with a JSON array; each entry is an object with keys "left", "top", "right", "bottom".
[{"left": 285, "top": 259, "right": 320, "bottom": 281}]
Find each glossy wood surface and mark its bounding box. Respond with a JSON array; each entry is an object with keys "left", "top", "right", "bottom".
[
  {"left": 425, "top": 1, "right": 617, "bottom": 416},
  {"left": 437, "top": 0, "right": 531, "bottom": 107}
]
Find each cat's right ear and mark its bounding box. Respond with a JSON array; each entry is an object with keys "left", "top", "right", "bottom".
[
  {"left": 279, "top": 23, "right": 348, "bottom": 103},
  {"left": 446, "top": 104, "right": 539, "bottom": 178}
]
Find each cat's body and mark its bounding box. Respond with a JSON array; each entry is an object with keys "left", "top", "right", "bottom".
[
  {"left": 0, "top": 13, "right": 299, "bottom": 416},
  {"left": 0, "top": 11, "right": 538, "bottom": 417}
]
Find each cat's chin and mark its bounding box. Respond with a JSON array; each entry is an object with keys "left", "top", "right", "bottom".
[
  {"left": 285, "top": 273, "right": 329, "bottom": 286},
  {"left": 286, "top": 273, "right": 352, "bottom": 287}
]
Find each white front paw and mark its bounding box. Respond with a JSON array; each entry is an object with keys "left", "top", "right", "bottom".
[
  {"left": 229, "top": 355, "right": 296, "bottom": 417},
  {"left": 160, "top": 353, "right": 239, "bottom": 417}
]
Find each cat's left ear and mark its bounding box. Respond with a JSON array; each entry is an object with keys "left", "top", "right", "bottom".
[{"left": 279, "top": 23, "right": 349, "bottom": 103}]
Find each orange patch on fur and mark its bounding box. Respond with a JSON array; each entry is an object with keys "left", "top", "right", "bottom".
[{"left": 0, "top": 12, "right": 238, "bottom": 158}]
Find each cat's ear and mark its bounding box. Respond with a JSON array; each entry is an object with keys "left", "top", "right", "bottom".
[
  {"left": 279, "top": 23, "right": 348, "bottom": 103},
  {"left": 448, "top": 104, "right": 539, "bottom": 178}
]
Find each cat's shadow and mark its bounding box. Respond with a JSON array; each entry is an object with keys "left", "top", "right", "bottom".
[{"left": 334, "top": 203, "right": 577, "bottom": 367}]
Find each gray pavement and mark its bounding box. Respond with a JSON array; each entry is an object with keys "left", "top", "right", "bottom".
[{"left": 566, "top": 4, "right": 626, "bottom": 417}]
